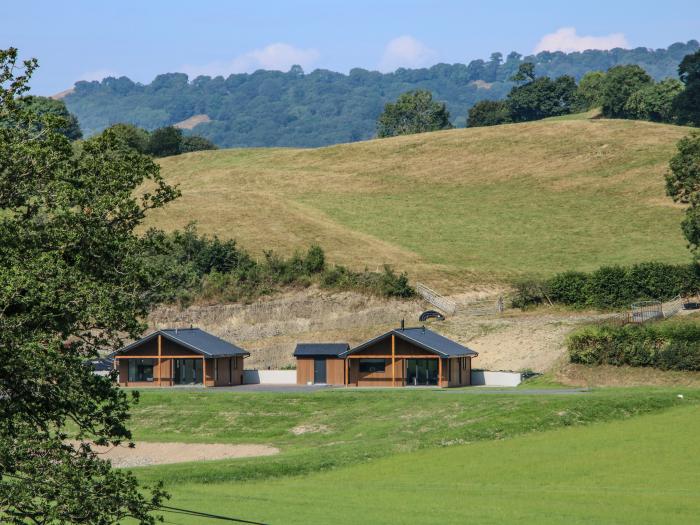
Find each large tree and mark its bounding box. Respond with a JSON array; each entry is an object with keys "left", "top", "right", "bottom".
[
  {"left": 19, "top": 95, "right": 83, "bottom": 140},
  {"left": 507, "top": 64, "right": 576, "bottom": 122},
  {"left": 600, "top": 65, "right": 653, "bottom": 118},
  {"left": 666, "top": 132, "right": 700, "bottom": 251},
  {"left": 624, "top": 78, "right": 684, "bottom": 123},
  {"left": 0, "top": 48, "right": 178, "bottom": 524},
  {"left": 674, "top": 49, "right": 700, "bottom": 126},
  {"left": 376, "top": 90, "right": 453, "bottom": 138}
]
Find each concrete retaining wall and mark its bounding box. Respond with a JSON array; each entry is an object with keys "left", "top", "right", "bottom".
[
  {"left": 471, "top": 370, "right": 522, "bottom": 387},
  {"left": 244, "top": 370, "right": 296, "bottom": 385}
]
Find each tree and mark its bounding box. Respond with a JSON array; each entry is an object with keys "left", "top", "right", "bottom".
[
  {"left": 507, "top": 74, "right": 576, "bottom": 122},
  {"left": 666, "top": 132, "right": 700, "bottom": 251},
  {"left": 572, "top": 71, "right": 606, "bottom": 111},
  {"left": 181, "top": 134, "right": 218, "bottom": 153},
  {"left": 510, "top": 62, "right": 536, "bottom": 83},
  {"left": 147, "top": 125, "right": 183, "bottom": 157},
  {"left": 376, "top": 90, "right": 453, "bottom": 138},
  {"left": 675, "top": 50, "right": 700, "bottom": 126},
  {"left": 624, "top": 78, "right": 684, "bottom": 122},
  {"left": 467, "top": 100, "right": 511, "bottom": 127},
  {"left": 19, "top": 95, "right": 82, "bottom": 140},
  {"left": 104, "top": 122, "right": 150, "bottom": 153},
  {"left": 0, "top": 47, "right": 177, "bottom": 524},
  {"left": 600, "top": 65, "right": 653, "bottom": 118}
]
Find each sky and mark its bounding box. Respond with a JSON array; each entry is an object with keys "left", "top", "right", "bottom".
[{"left": 4, "top": 0, "right": 700, "bottom": 95}]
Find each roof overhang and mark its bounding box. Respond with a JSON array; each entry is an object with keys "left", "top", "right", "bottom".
[{"left": 113, "top": 330, "right": 250, "bottom": 358}]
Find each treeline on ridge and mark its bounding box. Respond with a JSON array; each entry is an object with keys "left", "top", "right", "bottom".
[{"left": 62, "top": 41, "right": 699, "bottom": 147}]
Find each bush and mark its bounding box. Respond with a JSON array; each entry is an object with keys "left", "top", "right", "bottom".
[
  {"left": 513, "top": 262, "right": 700, "bottom": 310},
  {"left": 568, "top": 320, "right": 700, "bottom": 371}
]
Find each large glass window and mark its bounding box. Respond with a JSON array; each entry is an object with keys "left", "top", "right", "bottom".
[
  {"left": 128, "top": 359, "right": 155, "bottom": 382},
  {"left": 173, "top": 359, "right": 203, "bottom": 385},
  {"left": 359, "top": 359, "right": 387, "bottom": 373}
]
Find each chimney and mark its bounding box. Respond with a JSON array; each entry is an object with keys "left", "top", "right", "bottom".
[{"left": 400, "top": 319, "right": 405, "bottom": 330}]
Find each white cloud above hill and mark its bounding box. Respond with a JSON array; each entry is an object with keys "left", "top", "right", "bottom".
[
  {"left": 534, "top": 27, "right": 629, "bottom": 53},
  {"left": 379, "top": 35, "right": 436, "bottom": 72},
  {"left": 181, "top": 43, "right": 320, "bottom": 78}
]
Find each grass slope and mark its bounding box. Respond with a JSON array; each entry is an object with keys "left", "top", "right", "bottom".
[
  {"left": 148, "top": 118, "right": 692, "bottom": 290},
  {"left": 150, "top": 404, "right": 700, "bottom": 524}
]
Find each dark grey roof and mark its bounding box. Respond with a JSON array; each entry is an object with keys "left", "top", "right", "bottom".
[
  {"left": 294, "top": 343, "right": 349, "bottom": 357},
  {"left": 348, "top": 327, "right": 478, "bottom": 358},
  {"left": 87, "top": 356, "right": 114, "bottom": 372},
  {"left": 116, "top": 328, "right": 249, "bottom": 358}
]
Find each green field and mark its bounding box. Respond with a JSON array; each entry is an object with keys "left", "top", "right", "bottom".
[
  {"left": 126, "top": 388, "right": 700, "bottom": 524},
  {"left": 148, "top": 118, "right": 692, "bottom": 289}
]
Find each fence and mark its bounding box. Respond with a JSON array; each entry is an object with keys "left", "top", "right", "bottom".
[
  {"left": 416, "top": 283, "right": 457, "bottom": 315},
  {"left": 601, "top": 295, "right": 687, "bottom": 326}
]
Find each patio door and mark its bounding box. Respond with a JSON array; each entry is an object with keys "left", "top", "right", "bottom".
[
  {"left": 313, "top": 358, "right": 327, "bottom": 384},
  {"left": 174, "top": 359, "right": 203, "bottom": 385},
  {"left": 406, "top": 359, "right": 438, "bottom": 386}
]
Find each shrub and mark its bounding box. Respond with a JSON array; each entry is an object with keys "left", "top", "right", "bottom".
[
  {"left": 568, "top": 320, "right": 700, "bottom": 371},
  {"left": 513, "top": 262, "right": 700, "bottom": 310}
]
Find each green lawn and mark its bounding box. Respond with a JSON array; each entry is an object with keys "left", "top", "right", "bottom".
[
  {"left": 149, "top": 403, "right": 700, "bottom": 524},
  {"left": 129, "top": 388, "right": 696, "bottom": 485}
]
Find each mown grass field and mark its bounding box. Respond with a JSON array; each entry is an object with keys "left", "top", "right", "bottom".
[
  {"left": 126, "top": 387, "right": 700, "bottom": 523},
  {"left": 148, "top": 118, "right": 692, "bottom": 289}
]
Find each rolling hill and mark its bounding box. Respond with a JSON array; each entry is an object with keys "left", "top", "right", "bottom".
[{"left": 148, "top": 116, "right": 693, "bottom": 290}]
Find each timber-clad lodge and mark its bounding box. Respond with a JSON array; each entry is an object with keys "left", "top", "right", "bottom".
[{"left": 113, "top": 322, "right": 478, "bottom": 388}]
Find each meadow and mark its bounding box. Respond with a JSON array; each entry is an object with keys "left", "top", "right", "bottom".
[
  {"left": 126, "top": 387, "right": 699, "bottom": 523},
  {"left": 148, "top": 117, "right": 692, "bottom": 290}
]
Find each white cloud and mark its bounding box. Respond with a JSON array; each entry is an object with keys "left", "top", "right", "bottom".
[
  {"left": 77, "top": 69, "right": 120, "bottom": 81},
  {"left": 534, "top": 27, "right": 628, "bottom": 53},
  {"left": 180, "top": 43, "right": 320, "bottom": 78},
  {"left": 379, "top": 35, "right": 436, "bottom": 72}
]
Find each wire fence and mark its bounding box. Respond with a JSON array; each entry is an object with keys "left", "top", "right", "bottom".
[{"left": 599, "top": 294, "right": 691, "bottom": 326}]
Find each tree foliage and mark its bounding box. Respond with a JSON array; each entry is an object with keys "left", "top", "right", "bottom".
[
  {"left": 675, "top": 49, "right": 700, "bottom": 126},
  {"left": 0, "top": 47, "right": 178, "bottom": 524},
  {"left": 572, "top": 70, "right": 606, "bottom": 111},
  {"left": 61, "top": 41, "right": 700, "bottom": 147},
  {"left": 100, "top": 123, "right": 216, "bottom": 157},
  {"left": 666, "top": 132, "right": 700, "bottom": 251},
  {"left": 376, "top": 90, "right": 452, "bottom": 138},
  {"left": 600, "top": 65, "right": 653, "bottom": 117},
  {"left": 467, "top": 100, "right": 511, "bottom": 127},
  {"left": 507, "top": 71, "right": 576, "bottom": 122},
  {"left": 18, "top": 95, "right": 83, "bottom": 140},
  {"left": 624, "top": 78, "right": 684, "bottom": 122}
]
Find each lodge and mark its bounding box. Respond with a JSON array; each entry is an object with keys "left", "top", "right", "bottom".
[
  {"left": 294, "top": 324, "right": 477, "bottom": 387},
  {"left": 113, "top": 328, "right": 249, "bottom": 387}
]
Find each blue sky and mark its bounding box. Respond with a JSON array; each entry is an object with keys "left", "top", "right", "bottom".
[{"left": 5, "top": 0, "right": 700, "bottom": 95}]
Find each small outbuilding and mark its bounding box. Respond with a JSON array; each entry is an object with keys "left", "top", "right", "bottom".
[
  {"left": 294, "top": 343, "right": 350, "bottom": 385},
  {"left": 114, "top": 328, "right": 249, "bottom": 387},
  {"left": 293, "top": 325, "right": 478, "bottom": 388}
]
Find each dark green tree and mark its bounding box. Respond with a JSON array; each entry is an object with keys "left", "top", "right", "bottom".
[
  {"left": 376, "top": 90, "right": 453, "bottom": 138},
  {"left": 666, "top": 132, "right": 700, "bottom": 251},
  {"left": 624, "top": 78, "right": 684, "bottom": 122},
  {"left": 510, "top": 62, "right": 536, "bottom": 83},
  {"left": 181, "top": 134, "right": 218, "bottom": 153},
  {"left": 18, "top": 95, "right": 82, "bottom": 140},
  {"left": 507, "top": 74, "right": 576, "bottom": 122},
  {"left": 104, "top": 122, "right": 150, "bottom": 153},
  {"left": 467, "top": 100, "right": 511, "bottom": 127},
  {"left": 0, "top": 47, "right": 178, "bottom": 524},
  {"left": 147, "top": 125, "right": 183, "bottom": 157},
  {"left": 600, "top": 65, "right": 653, "bottom": 118},
  {"left": 572, "top": 71, "right": 606, "bottom": 111},
  {"left": 675, "top": 50, "right": 700, "bottom": 125}
]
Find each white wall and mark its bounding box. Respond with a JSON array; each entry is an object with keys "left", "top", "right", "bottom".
[
  {"left": 471, "top": 370, "right": 522, "bottom": 387},
  {"left": 244, "top": 370, "right": 296, "bottom": 385}
]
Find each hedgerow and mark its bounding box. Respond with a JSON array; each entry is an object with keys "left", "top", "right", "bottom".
[
  {"left": 568, "top": 319, "right": 700, "bottom": 371},
  {"left": 513, "top": 262, "right": 700, "bottom": 310}
]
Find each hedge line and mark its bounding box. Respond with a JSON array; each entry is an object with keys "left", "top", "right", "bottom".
[
  {"left": 568, "top": 320, "right": 700, "bottom": 371},
  {"left": 513, "top": 262, "right": 700, "bottom": 309}
]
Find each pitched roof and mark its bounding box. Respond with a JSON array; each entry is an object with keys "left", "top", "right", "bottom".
[
  {"left": 348, "top": 327, "right": 478, "bottom": 358},
  {"left": 115, "top": 328, "right": 249, "bottom": 358},
  {"left": 294, "top": 343, "right": 349, "bottom": 357}
]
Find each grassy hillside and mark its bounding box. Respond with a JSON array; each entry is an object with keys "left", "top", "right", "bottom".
[
  {"left": 145, "top": 404, "right": 700, "bottom": 525},
  {"left": 128, "top": 389, "right": 699, "bottom": 524},
  {"left": 148, "top": 118, "right": 693, "bottom": 290}
]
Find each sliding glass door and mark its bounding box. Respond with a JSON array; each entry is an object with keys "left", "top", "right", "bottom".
[
  {"left": 173, "top": 359, "right": 203, "bottom": 385},
  {"left": 406, "top": 359, "right": 438, "bottom": 386}
]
